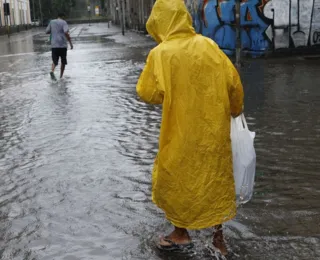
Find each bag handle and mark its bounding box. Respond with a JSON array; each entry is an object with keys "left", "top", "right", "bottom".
[{"left": 241, "top": 114, "right": 249, "bottom": 130}]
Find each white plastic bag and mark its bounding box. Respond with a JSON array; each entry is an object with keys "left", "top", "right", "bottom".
[{"left": 231, "top": 114, "right": 256, "bottom": 205}]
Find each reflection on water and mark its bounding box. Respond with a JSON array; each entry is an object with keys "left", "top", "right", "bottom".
[
  {"left": 0, "top": 30, "right": 39, "bottom": 56},
  {"left": 0, "top": 24, "right": 319, "bottom": 260}
]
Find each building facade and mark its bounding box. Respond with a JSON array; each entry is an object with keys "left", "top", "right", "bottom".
[{"left": 0, "top": 0, "right": 31, "bottom": 27}]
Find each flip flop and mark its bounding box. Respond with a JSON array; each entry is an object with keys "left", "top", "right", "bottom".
[
  {"left": 50, "top": 72, "right": 57, "bottom": 81},
  {"left": 157, "top": 236, "right": 194, "bottom": 252}
]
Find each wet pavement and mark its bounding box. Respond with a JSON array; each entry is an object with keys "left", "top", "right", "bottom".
[{"left": 0, "top": 23, "right": 319, "bottom": 260}]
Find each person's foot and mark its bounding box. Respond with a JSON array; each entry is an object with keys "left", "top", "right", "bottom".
[
  {"left": 213, "top": 228, "right": 228, "bottom": 256},
  {"left": 157, "top": 228, "right": 193, "bottom": 251},
  {"left": 50, "top": 72, "right": 57, "bottom": 81}
]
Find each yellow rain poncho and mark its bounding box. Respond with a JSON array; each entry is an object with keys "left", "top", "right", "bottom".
[{"left": 137, "top": 0, "right": 244, "bottom": 229}]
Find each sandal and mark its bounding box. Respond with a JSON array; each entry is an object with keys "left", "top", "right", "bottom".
[
  {"left": 50, "top": 72, "right": 57, "bottom": 81},
  {"left": 157, "top": 236, "right": 194, "bottom": 252}
]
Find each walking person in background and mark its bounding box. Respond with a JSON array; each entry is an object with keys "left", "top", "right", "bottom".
[
  {"left": 136, "top": 0, "right": 244, "bottom": 256},
  {"left": 46, "top": 13, "right": 73, "bottom": 81}
]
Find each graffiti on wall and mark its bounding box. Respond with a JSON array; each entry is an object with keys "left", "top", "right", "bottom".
[
  {"left": 264, "top": 0, "right": 320, "bottom": 49},
  {"left": 187, "top": 0, "right": 320, "bottom": 55}
]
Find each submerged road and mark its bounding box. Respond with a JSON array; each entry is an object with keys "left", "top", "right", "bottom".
[{"left": 0, "top": 23, "right": 319, "bottom": 260}]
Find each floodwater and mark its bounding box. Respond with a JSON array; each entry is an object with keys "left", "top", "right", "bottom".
[{"left": 0, "top": 24, "right": 319, "bottom": 260}]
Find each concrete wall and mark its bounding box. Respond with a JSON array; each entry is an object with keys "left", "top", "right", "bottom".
[
  {"left": 0, "top": 0, "right": 31, "bottom": 27},
  {"left": 189, "top": 0, "right": 320, "bottom": 55}
]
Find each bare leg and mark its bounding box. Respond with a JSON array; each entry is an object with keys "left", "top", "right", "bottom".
[
  {"left": 213, "top": 225, "right": 228, "bottom": 256},
  {"left": 159, "top": 226, "right": 191, "bottom": 246},
  {"left": 60, "top": 64, "right": 66, "bottom": 79},
  {"left": 51, "top": 63, "right": 56, "bottom": 72}
]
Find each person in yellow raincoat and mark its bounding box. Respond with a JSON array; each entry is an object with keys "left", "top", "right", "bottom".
[{"left": 136, "top": 0, "right": 244, "bottom": 255}]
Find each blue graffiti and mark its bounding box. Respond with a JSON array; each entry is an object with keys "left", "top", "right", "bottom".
[
  {"left": 240, "top": 0, "right": 269, "bottom": 54},
  {"left": 192, "top": 0, "right": 270, "bottom": 56},
  {"left": 201, "top": 1, "right": 221, "bottom": 37},
  {"left": 214, "top": 0, "right": 236, "bottom": 54},
  {"left": 197, "top": 0, "right": 236, "bottom": 55}
]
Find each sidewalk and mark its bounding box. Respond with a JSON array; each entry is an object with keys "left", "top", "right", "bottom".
[
  {"left": 0, "top": 28, "right": 44, "bottom": 56},
  {"left": 0, "top": 24, "right": 33, "bottom": 36}
]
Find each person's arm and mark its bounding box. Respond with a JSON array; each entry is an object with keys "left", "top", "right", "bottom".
[
  {"left": 65, "top": 32, "right": 73, "bottom": 49},
  {"left": 226, "top": 58, "right": 244, "bottom": 117},
  {"left": 63, "top": 22, "right": 73, "bottom": 49},
  {"left": 136, "top": 50, "right": 163, "bottom": 104},
  {"left": 45, "top": 22, "right": 51, "bottom": 34}
]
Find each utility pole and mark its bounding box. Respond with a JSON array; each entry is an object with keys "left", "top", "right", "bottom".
[
  {"left": 121, "top": 0, "right": 125, "bottom": 35},
  {"left": 235, "top": 0, "right": 241, "bottom": 69},
  {"left": 38, "top": 0, "right": 43, "bottom": 26},
  {"left": 88, "top": 1, "right": 91, "bottom": 26},
  {"left": 141, "top": 0, "right": 145, "bottom": 31},
  {"left": 139, "top": 0, "right": 143, "bottom": 31},
  {"left": 111, "top": 0, "right": 116, "bottom": 24},
  {"left": 32, "top": 0, "right": 36, "bottom": 21},
  {"left": 117, "top": 0, "right": 121, "bottom": 28},
  {"left": 117, "top": 0, "right": 125, "bottom": 35},
  {"left": 125, "top": 0, "right": 131, "bottom": 29},
  {"left": 4, "top": 0, "right": 10, "bottom": 38}
]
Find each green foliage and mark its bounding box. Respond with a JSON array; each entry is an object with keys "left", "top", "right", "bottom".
[
  {"left": 31, "top": 0, "right": 76, "bottom": 21},
  {"left": 101, "top": 0, "right": 106, "bottom": 10}
]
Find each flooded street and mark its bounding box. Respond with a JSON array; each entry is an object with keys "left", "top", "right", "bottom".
[{"left": 0, "top": 23, "right": 319, "bottom": 260}]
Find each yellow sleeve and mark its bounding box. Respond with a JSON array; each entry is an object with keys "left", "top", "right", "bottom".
[
  {"left": 226, "top": 58, "right": 244, "bottom": 117},
  {"left": 136, "top": 51, "right": 164, "bottom": 104}
]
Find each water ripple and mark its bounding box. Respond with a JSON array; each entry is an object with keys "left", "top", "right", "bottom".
[{"left": 0, "top": 27, "right": 319, "bottom": 260}]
